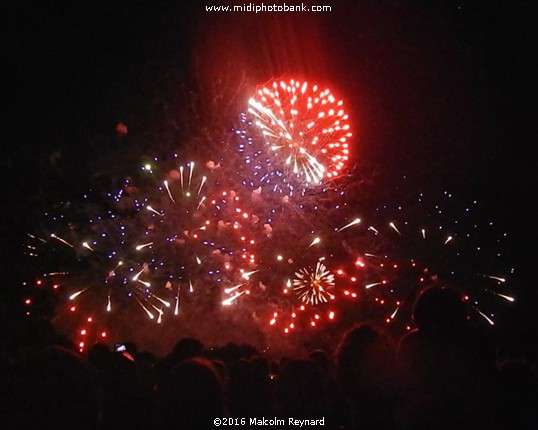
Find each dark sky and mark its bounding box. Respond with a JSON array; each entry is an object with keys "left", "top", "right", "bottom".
[{"left": 2, "top": 1, "right": 536, "bottom": 340}]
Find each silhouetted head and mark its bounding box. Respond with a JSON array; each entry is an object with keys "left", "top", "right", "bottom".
[
  {"left": 276, "top": 358, "right": 327, "bottom": 417},
  {"left": 156, "top": 357, "right": 225, "bottom": 426},
  {"left": 309, "top": 348, "right": 332, "bottom": 379},
  {"left": 12, "top": 346, "right": 101, "bottom": 429},
  {"left": 334, "top": 322, "right": 397, "bottom": 429},
  {"left": 171, "top": 337, "right": 204, "bottom": 362},
  {"left": 87, "top": 342, "right": 110, "bottom": 369},
  {"left": 412, "top": 286, "right": 467, "bottom": 333},
  {"left": 335, "top": 323, "right": 381, "bottom": 371}
]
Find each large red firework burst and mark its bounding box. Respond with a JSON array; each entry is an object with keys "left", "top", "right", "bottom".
[{"left": 245, "top": 78, "right": 352, "bottom": 193}]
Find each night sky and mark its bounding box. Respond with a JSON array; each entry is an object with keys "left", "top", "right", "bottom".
[{"left": 3, "top": 1, "right": 536, "bottom": 352}]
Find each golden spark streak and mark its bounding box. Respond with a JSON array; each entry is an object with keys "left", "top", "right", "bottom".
[{"left": 338, "top": 218, "right": 361, "bottom": 232}]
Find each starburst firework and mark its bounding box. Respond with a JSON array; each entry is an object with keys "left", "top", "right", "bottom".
[{"left": 293, "top": 262, "right": 336, "bottom": 305}]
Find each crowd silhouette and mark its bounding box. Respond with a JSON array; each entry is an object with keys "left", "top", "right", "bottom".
[{"left": 1, "top": 286, "right": 537, "bottom": 429}]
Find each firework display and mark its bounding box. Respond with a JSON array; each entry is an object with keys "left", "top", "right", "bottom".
[
  {"left": 22, "top": 78, "right": 514, "bottom": 352},
  {"left": 206, "top": 161, "right": 368, "bottom": 336},
  {"left": 24, "top": 156, "right": 256, "bottom": 349},
  {"left": 332, "top": 190, "right": 515, "bottom": 335}
]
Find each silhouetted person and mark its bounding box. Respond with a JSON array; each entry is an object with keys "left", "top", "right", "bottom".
[
  {"left": 276, "top": 358, "right": 328, "bottom": 421},
  {"left": 335, "top": 323, "right": 398, "bottom": 430},
  {"left": 226, "top": 355, "right": 275, "bottom": 417},
  {"left": 249, "top": 355, "right": 276, "bottom": 416},
  {"left": 98, "top": 350, "right": 151, "bottom": 429},
  {"left": 133, "top": 350, "right": 157, "bottom": 394},
  {"left": 87, "top": 342, "right": 111, "bottom": 369},
  {"left": 397, "top": 286, "right": 497, "bottom": 430},
  {"left": 155, "top": 336, "right": 204, "bottom": 382},
  {"left": 9, "top": 346, "right": 101, "bottom": 430},
  {"left": 228, "top": 358, "right": 254, "bottom": 417},
  {"left": 155, "top": 357, "right": 226, "bottom": 427},
  {"left": 171, "top": 336, "right": 204, "bottom": 362},
  {"left": 309, "top": 348, "right": 334, "bottom": 382}
]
